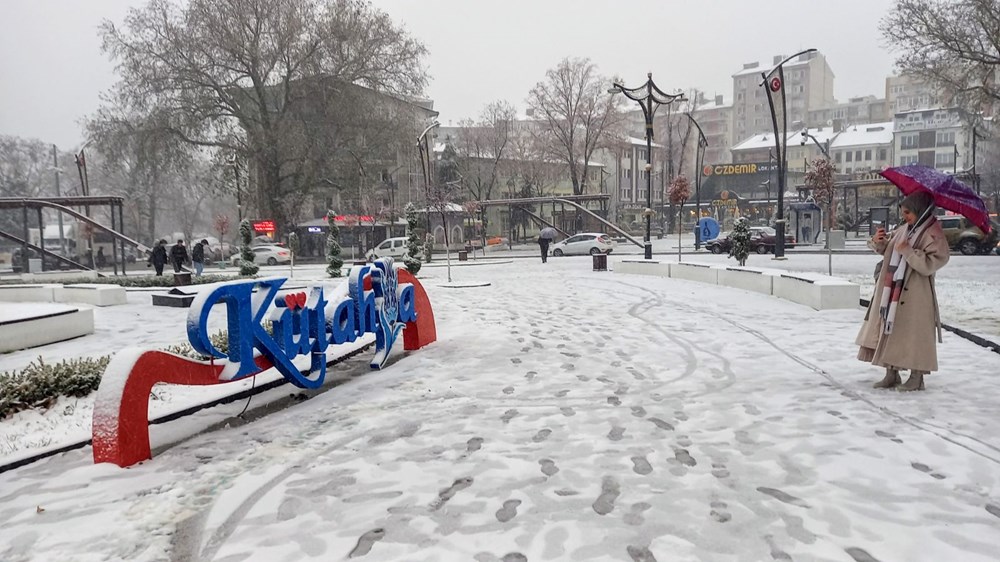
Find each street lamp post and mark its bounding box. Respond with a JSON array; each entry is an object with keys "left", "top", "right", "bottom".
[
  {"left": 684, "top": 114, "right": 708, "bottom": 250},
  {"left": 609, "top": 74, "right": 686, "bottom": 259},
  {"left": 417, "top": 121, "right": 441, "bottom": 233}
]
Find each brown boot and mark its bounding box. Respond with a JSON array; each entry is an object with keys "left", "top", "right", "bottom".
[
  {"left": 898, "top": 371, "right": 925, "bottom": 392},
  {"left": 873, "top": 368, "right": 901, "bottom": 389}
]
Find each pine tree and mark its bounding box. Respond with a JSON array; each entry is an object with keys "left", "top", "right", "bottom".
[
  {"left": 326, "top": 211, "right": 344, "bottom": 277},
  {"left": 403, "top": 203, "right": 422, "bottom": 274},
  {"left": 728, "top": 217, "right": 752, "bottom": 267},
  {"left": 238, "top": 219, "right": 259, "bottom": 277}
]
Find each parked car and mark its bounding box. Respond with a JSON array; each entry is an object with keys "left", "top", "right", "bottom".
[
  {"left": 937, "top": 215, "right": 1000, "bottom": 255},
  {"left": 704, "top": 227, "right": 795, "bottom": 255},
  {"left": 366, "top": 237, "right": 409, "bottom": 260},
  {"left": 749, "top": 226, "right": 796, "bottom": 254},
  {"left": 230, "top": 245, "right": 291, "bottom": 266},
  {"left": 550, "top": 233, "right": 616, "bottom": 256}
]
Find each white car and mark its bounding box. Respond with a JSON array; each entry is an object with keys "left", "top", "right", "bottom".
[
  {"left": 366, "top": 237, "right": 409, "bottom": 260},
  {"left": 230, "top": 245, "right": 291, "bottom": 266},
  {"left": 549, "top": 233, "right": 617, "bottom": 256}
]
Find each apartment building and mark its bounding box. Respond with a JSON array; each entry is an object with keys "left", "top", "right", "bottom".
[
  {"left": 731, "top": 126, "right": 837, "bottom": 173},
  {"left": 830, "top": 122, "right": 894, "bottom": 175},
  {"left": 886, "top": 74, "right": 940, "bottom": 114},
  {"left": 731, "top": 51, "right": 835, "bottom": 147},
  {"left": 696, "top": 95, "right": 733, "bottom": 166},
  {"left": 808, "top": 96, "right": 889, "bottom": 129},
  {"left": 893, "top": 108, "right": 972, "bottom": 172}
]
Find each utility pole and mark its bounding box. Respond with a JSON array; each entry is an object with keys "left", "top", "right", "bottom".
[{"left": 52, "top": 145, "right": 66, "bottom": 256}]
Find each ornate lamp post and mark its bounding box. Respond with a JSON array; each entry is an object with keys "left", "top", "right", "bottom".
[
  {"left": 609, "top": 74, "right": 686, "bottom": 259},
  {"left": 685, "top": 114, "right": 708, "bottom": 249}
]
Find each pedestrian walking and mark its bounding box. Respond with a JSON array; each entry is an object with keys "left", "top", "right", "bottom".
[
  {"left": 148, "top": 239, "right": 168, "bottom": 276},
  {"left": 855, "top": 192, "right": 949, "bottom": 391},
  {"left": 96, "top": 247, "right": 106, "bottom": 269},
  {"left": 192, "top": 239, "right": 207, "bottom": 277},
  {"left": 538, "top": 227, "right": 557, "bottom": 263},
  {"left": 170, "top": 239, "right": 189, "bottom": 273}
]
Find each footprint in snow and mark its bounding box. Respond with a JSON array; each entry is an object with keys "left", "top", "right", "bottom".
[
  {"left": 347, "top": 528, "right": 385, "bottom": 558},
  {"left": 757, "top": 487, "right": 810, "bottom": 508},
  {"left": 500, "top": 409, "right": 518, "bottom": 424},
  {"left": 649, "top": 418, "right": 674, "bottom": 431},
  {"left": 495, "top": 499, "right": 521, "bottom": 523},
  {"left": 532, "top": 429, "right": 552, "bottom": 443},
  {"left": 466, "top": 437, "right": 484, "bottom": 453},
  {"left": 624, "top": 502, "right": 651, "bottom": 526},
  {"left": 608, "top": 426, "right": 626, "bottom": 441},
  {"left": 430, "top": 477, "right": 474, "bottom": 511},
  {"left": 607, "top": 396, "right": 621, "bottom": 406},
  {"left": 844, "top": 547, "right": 883, "bottom": 562},
  {"left": 626, "top": 545, "right": 658, "bottom": 562},
  {"left": 539, "top": 459, "right": 559, "bottom": 476},
  {"left": 560, "top": 406, "right": 576, "bottom": 417},
  {"left": 502, "top": 386, "right": 515, "bottom": 395},
  {"left": 592, "top": 476, "right": 620, "bottom": 515},
  {"left": 630, "top": 406, "right": 647, "bottom": 417},
  {"left": 631, "top": 456, "right": 652, "bottom": 475}
]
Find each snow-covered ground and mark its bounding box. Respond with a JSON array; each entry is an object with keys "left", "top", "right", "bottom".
[{"left": 2, "top": 258, "right": 1000, "bottom": 561}]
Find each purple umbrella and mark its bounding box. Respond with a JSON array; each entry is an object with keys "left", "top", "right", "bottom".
[{"left": 880, "top": 164, "right": 991, "bottom": 233}]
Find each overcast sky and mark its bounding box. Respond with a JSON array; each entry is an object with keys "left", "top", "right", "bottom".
[{"left": 0, "top": 0, "right": 899, "bottom": 149}]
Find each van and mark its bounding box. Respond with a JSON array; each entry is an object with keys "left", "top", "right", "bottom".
[{"left": 366, "top": 237, "right": 409, "bottom": 260}]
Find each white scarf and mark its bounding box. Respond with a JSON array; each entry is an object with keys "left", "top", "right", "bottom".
[{"left": 879, "top": 209, "right": 934, "bottom": 334}]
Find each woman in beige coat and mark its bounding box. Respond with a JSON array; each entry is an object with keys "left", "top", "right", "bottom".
[{"left": 856, "top": 191, "right": 949, "bottom": 391}]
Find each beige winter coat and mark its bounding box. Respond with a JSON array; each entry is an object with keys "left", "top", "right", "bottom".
[{"left": 855, "top": 219, "right": 950, "bottom": 372}]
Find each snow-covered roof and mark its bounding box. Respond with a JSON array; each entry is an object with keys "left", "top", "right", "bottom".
[
  {"left": 696, "top": 99, "right": 731, "bottom": 112},
  {"left": 731, "top": 126, "right": 837, "bottom": 152},
  {"left": 627, "top": 136, "right": 664, "bottom": 149},
  {"left": 732, "top": 58, "right": 809, "bottom": 77},
  {"left": 830, "top": 122, "right": 894, "bottom": 149}
]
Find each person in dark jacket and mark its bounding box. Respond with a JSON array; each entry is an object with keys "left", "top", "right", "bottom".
[
  {"left": 191, "top": 239, "right": 207, "bottom": 276},
  {"left": 170, "top": 239, "right": 189, "bottom": 273},
  {"left": 148, "top": 239, "right": 168, "bottom": 276},
  {"left": 96, "top": 247, "right": 106, "bottom": 269}
]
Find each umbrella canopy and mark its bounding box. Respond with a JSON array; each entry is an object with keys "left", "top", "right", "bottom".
[
  {"left": 879, "top": 164, "right": 991, "bottom": 233},
  {"left": 539, "top": 227, "right": 558, "bottom": 240}
]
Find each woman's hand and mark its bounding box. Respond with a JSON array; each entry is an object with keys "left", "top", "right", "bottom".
[{"left": 874, "top": 227, "right": 887, "bottom": 245}]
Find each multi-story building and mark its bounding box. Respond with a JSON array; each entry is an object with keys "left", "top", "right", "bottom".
[
  {"left": 893, "top": 107, "right": 972, "bottom": 172},
  {"left": 808, "top": 96, "right": 889, "bottom": 129},
  {"left": 886, "top": 74, "right": 940, "bottom": 114},
  {"left": 696, "top": 95, "right": 733, "bottom": 165},
  {"left": 597, "top": 136, "right": 667, "bottom": 227},
  {"left": 830, "top": 122, "right": 894, "bottom": 175},
  {"left": 731, "top": 51, "right": 836, "bottom": 147}
]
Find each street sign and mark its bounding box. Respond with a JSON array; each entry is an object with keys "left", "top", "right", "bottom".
[{"left": 696, "top": 217, "right": 721, "bottom": 241}]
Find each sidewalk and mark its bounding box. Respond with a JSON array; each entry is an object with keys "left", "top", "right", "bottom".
[{"left": 1, "top": 260, "right": 998, "bottom": 561}]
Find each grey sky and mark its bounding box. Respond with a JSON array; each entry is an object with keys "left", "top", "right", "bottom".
[{"left": 0, "top": 0, "right": 898, "bottom": 149}]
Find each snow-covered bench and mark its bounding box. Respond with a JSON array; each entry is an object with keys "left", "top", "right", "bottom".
[
  {"left": 716, "top": 266, "right": 779, "bottom": 296},
  {"left": 669, "top": 261, "right": 719, "bottom": 284},
  {"left": 615, "top": 259, "right": 671, "bottom": 277},
  {"left": 0, "top": 284, "right": 60, "bottom": 303},
  {"left": 0, "top": 304, "right": 94, "bottom": 353},
  {"left": 613, "top": 259, "right": 860, "bottom": 311},
  {"left": 771, "top": 272, "right": 860, "bottom": 310},
  {"left": 55, "top": 284, "right": 128, "bottom": 307}
]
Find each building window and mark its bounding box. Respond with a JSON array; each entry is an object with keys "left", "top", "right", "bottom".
[
  {"left": 935, "top": 152, "right": 955, "bottom": 166},
  {"left": 901, "top": 134, "right": 918, "bottom": 149},
  {"left": 737, "top": 92, "right": 744, "bottom": 101},
  {"left": 835, "top": 152, "right": 842, "bottom": 163},
  {"left": 878, "top": 148, "right": 888, "bottom": 161},
  {"left": 900, "top": 155, "right": 918, "bottom": 165},
  {"left": 855, "top": 150, "right": 862, "bottom": 162},
  {"left": 864, "top": 149, "right": 872, "bottom": 161},
  {"left": 936, "top": 131, "right": 955, "bottom": 146},
  {"left": 623, "top": 169, "right": 631, "bottom": 179}
]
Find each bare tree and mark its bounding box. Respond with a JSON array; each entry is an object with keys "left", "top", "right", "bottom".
[
  {"left": 527, "top": 57, "right": 623, "bottom": 195},
  {"left": 86, "top": 109, "right": 195, "bottom": 243},
  {"left": 882, "top": 0, "right": 1000, "bottom": 112},
  {"left": 98, "top": 0, "right": 428, "bottom": 234},
  {"left": 455, "top": 101, "right": 517, "bottom": 203}
]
